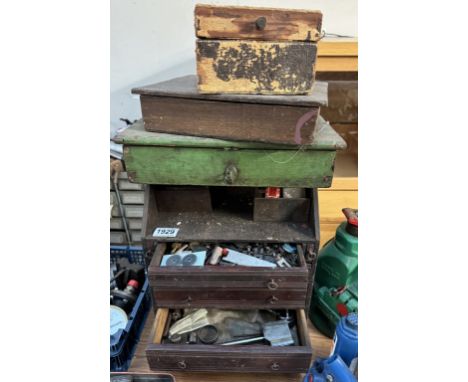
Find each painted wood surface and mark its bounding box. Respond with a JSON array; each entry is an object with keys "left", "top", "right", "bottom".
[
  {"left": 113, "top": 116, "right": 346, "bottom": 151},
  {"left": 195, "top": 4, "right": 322, "bottom": 42},
  {"left": 197, "top": 40, "right": 316, "bottom": 94},
  {"left": 124, "top": 145, "right": 335, "bottom": 187}
]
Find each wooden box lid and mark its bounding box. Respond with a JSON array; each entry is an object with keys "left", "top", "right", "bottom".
[
  {"left": 113, "top": 115, "right": 346, "bottom": 151},
  {"left": 132, "top": 75, "right": 328, "bottom": 107},
  {"left": 195, "top": 4, "right": 322, "bottom": 42}
]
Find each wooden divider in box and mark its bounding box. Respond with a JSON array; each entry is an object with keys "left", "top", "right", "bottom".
[
  {"left": 146, "top": 308, "right": 312, "bottom": 373},
  {"left": 131, "top": 75, "right": 327, "bottom": 144},
  {"left": 113, "top": 116, "right": 346, "bottom": 188},
  {"left": 141, "top": 185, "right": 320, "bottom": 311}
]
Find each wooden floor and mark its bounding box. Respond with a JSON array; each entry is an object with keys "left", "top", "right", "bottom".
[{"left": 128, "top": 310, "right": 333, "bottom": 382}]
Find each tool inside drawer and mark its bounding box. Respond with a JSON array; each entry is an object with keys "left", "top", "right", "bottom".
[
  {"left": 146, "top": 308, "right": 312, "bottom": 373},
  {"left": 149, "top": 242, "right": 309, "bottom": 309},
  {"left": 143, "top": 186, "right": 319, "bottom": 244},
  {"left": 156, "top": 242, "right": 304, "bottom": 268}
]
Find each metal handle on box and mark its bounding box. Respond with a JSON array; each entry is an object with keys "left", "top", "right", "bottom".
[
  {"left": 255, "top": 17, "right": 267, "bottom": 30},
  {"left": 177, "top": 361, "right": 187, "bottom": 369},
  {"left": 268, "top": 296, "right": 279, "bottom": 304},
  {"left": 267, "top": 279, "right": 279, "bottom": 290},
  {"left": 271, "top": 362, "right": 280, "bottom": 371},
  {"left": 224, "top": 164, "right": 239, "bottom": 184}
]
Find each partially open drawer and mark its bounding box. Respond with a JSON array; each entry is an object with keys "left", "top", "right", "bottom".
[
  {"left": 149, "top": 242, "right": 309, "bottom": 309},
  {"left": 146, "top": 308, "right": 312, "bottom": 373}
]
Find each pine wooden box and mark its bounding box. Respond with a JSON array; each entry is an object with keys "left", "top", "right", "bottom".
[
  {"left": 195, "top": 4, "right": 322, "bottom": 95},
  {"left": 132, "top": 75, "right": 328, "bottom": 145},
  {"left": 146, "top": 308, "right": 312, "bottom": 373}
]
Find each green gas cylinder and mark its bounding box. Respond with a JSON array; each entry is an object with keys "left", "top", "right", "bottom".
[{"left": 310, "top": 208, "right": 358, "bottom": 338}]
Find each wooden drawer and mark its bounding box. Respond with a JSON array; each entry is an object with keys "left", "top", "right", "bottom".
[
  {"left": 149, "top": 242, "right": 310, "bottom": 309},
  {"left": 195, "top": 4, "right": 322, "bottom": 42},
  {"left": 142, "top": 185, "right": 320, "bottom": 311},
  {"left": 114, "top": 116, "right": 345, "bottom": 188},
  {"left": 146, "top": 308, "right": 312, "bottom": 373}
]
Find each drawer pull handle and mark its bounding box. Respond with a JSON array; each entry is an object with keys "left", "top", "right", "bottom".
[
  {"left": 268, "top": 296, "right": 279, "bottom": 304},
  {"left": 271, "top": 362, "right": 280, "bottom": 371},
  {"left": 177, "top": 361, "right": 187, "bottom": 369},
  {"left": 183, "top": 296, "right": 192, "bottom": 304},
  {"left": 267, "top": 279, "right": 279, "bottom": 290},
  {"left": 255, "top": 16, "right": 267, "bottom": 30},
  {"left": 224, "top": 164, "right": 239, "bottom": 184}
]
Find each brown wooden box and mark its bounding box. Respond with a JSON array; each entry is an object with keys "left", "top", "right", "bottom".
[
  {"left": 142, "top": 185, "right": 320, "bottom": 312},
  {"left": 149, "top": 242, "right": 308, "bottom": 309},
  {"left": 132, "top": 75, "right": 327, "bottom": 145},
  {"left": 195, "top": 5, "right": 321, "bottom": 95},
  {"left": 195, "top": 4, "right": 322, "bottom": 42},
  {"left": 146, "top": 308, "right": 312, "bottom": 373}
]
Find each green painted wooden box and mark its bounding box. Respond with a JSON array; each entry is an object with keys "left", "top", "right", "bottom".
[{"left": 113, "top": 116, "right": 345, "bottom": 188}]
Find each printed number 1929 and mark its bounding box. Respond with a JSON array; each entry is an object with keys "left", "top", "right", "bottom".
[{"left": 153, "top": 227, "right": 179, "bottom": 237}]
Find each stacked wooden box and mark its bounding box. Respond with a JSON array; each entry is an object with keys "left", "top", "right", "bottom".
[{"left": 113, "top": 4, "right": 346, "bottom": 374}]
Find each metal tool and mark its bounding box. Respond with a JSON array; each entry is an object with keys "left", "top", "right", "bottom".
[
  {"left": 221, "top": 320, "right": 293, "bottom": 347},
  {"left": 111, "top": 160, "right": 132, "bottom": 245},
  {"left": 223, "top": 249, "right": 277, "bottom": 268}
]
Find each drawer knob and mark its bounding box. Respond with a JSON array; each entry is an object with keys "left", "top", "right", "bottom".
[
  {"left": 177, "top": 361, "right": 187, "bottom": 369},
  {"left": 183, "top": 296, "right": 192, "bottom": 304},
  {"left": 224, "top": 164, "right": 239, "bottom": 184},
  {"left": 267, "top": 279, "right": 279, "bottom": 290},
  {"left": 271, "top": 362, "right": 280, "bottom": 371},
  {"left": 268, "top": 296, "right": 279, "bottom": 304},
  {"left": 255, "top": 16, "right": 267, "bottom": 30}
]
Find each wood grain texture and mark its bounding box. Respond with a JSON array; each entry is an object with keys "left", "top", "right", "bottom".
[
  {"left": 140, "top": 95, "right": 319, "bottom": 145},
  {"left": 195, "top": 4, "right": 322, "bottom": 42},
  {"left": 129, "top": 310, "right": 333, "bottom": 380},
  {"left": 113, "top": 116, "right": 346, "bottom": 151},
  {"left": 132, "top": 75, "right": 328, "bottom": 107},
  {"left": 316, "top": 39, "right": 358, "bottom": 72},
  {"left": 317, "top": 39, "right": 358, "bottom": 56},
  {"left": 253, "top": 198, "right": 310, "bottom": 222},
  {"left": 320, "top": 81, "right": 358, "bottom": 123},
  {"left": 149, "top": 243, "right": 309, "bottom": 309},
  {"left": 146, "top": 309, "right": 312, "bottom": 373},
  {"left": 196, "top": 40, "right": 317, "bottom": 94}
]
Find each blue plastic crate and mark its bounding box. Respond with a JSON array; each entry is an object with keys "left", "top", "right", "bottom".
[{"left": 110, "top": 245, "right": 151, "bottom": 372}]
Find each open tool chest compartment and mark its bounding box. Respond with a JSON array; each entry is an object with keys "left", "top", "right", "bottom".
[
  {"left": 146, "top": 308, "right": 312, "bottom": 373},
  {"left": 142, "top": 185, "right": 320, "bottom": 310}
]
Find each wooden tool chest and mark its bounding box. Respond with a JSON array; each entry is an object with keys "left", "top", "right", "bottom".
[
  {"left": 142, "top": 185, "right": 320, "bottom": 310},
  {"left": 113, "top": 112, "right": 345, "bottom": 373},
  {"left": 135, "top": 184, "right": 319, "bottom": 373},
  {"left": 113, "top": 115, "right": 345, "bottom": 188},
  {"left": 131, "top": 75, "right": 328, "bottom": 145},
  {"left": 195, "top": 4, "right": 322, "bottom": 94},
  {"left": 146, "top": 308, "right": 312, "bottom": 373}
]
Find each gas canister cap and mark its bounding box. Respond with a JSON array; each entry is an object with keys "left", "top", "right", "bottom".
[
  {"left": 342, "top": 208, "right": 358, "bottom": 237},
  {"left": 346, "top": 312, "right": 358, "bottom": 328}
]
